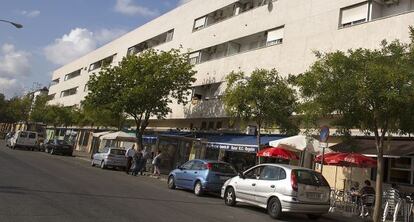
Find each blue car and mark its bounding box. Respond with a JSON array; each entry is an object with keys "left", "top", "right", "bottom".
[{"left": 168, "top": 159, "right": 237, "bottom": 196}]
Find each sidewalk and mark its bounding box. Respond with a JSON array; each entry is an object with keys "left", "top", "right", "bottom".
[{"left": 73, "top": 150, "right": 168, "bottom": 182}]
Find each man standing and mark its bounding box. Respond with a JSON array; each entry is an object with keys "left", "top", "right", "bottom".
[{"left": 125, "top": 145, "right": 136, "bottom": 174}]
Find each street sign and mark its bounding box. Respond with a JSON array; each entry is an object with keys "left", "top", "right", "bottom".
[{"left": 320, "top": 126, "right": 330, "bottom": 142}]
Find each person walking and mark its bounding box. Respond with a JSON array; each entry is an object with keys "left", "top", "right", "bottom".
[
  {"left": 132, "top": 151, "right": 143, "bottom": 176},
  {"left": 137, "top": 147, "right": 149, "bottom": 175},
  {"left": 125, "top": 145, "right": 136, "bottom": 174},
  {"left": 152, "top": 150, "right": 162, "bottom": 177},
  {"left": 383, "top": 183, "right": 401, "bottom": 222}
]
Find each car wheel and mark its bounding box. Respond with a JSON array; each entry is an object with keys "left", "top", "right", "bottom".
[
  {"left": 307, "top": 214, "right": 322, "bottom": 220},
  {"left": 168, "top": 176, "right": 176, "bottom": 189},
  {"left": 267, "top": 197, "right": 282, "bottom": 219},
  {"left": 224, "top": 187, "right": 237, "bottom": 206},
  {"left": 100, "top": 161, "right": 106, "bottom": 169},
  {"left": 194, "top": 181, "right": 204, "bottom": 196}
]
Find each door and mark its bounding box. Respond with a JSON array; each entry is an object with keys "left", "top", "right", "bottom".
[
  {"left": 189, "top": 160, "right": 204, "bottom": 186},
  {"left": 255, "top": 166, "right": 286, "bottom": 205},
  {"left": 28, "top": 132, "right": 37, "bottom": 147},
  {"left": 18, "top": 132, "right": 28, "bottom": 146},
  {"left": 236, "top": 166, "right": 265, "bottom": 202},
  {"left": 175, "top": 160, "right": 194, "bottom": 188},
  {"left": 294, "top": 169, "right": 330, "bottom": 204}
]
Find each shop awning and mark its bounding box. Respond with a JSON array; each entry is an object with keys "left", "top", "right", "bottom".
[
  {"left": 204, "top": 134, "right": 285, "bottom": 153},
  {"left": 269, "top": 135, "right": 334, "bottom": 154},
  {"left": 330, "top": 137, "right": 414, "bottom": 157},
  {"left": 92, "top": 131, "right": 113, "bottom": 137}
]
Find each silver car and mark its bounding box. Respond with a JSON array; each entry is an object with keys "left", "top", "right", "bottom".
[
  {"left": 221, "top": 164, "right": 330, "bottom": 220},
  {"left": 91, "top": 147, "right": 127, "bottom": 170}
]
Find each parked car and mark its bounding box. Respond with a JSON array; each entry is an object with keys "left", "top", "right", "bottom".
[
  {"left": 42, "top": 139, "right": 73, "bottom": 156},
  {"left": 168, "top": 159, "right": 237, "bottom": 196},
  {"left": 221, "top": 164, "right": 330, "bottom": 220},
  {"left": 91, "top": 147, "right": 127, "bottom": 170},
  {"left": 9, "top": 131, "right": 39, "bottom": 151}
]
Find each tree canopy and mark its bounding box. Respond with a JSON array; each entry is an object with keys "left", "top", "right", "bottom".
[
  {"left": 85, "top": 48, "right": 196, "bottom": 149},
  {"left": 293, "top": 28, "right": 414, "bottom": 221},
  {"left": 223, "top": 69, "right": 298, "bottom": 146}
]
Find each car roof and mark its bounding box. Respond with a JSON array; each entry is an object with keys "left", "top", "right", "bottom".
[
  {"left": 257, "top": 163, "right": 316, "bottom": 171},
  {"left": 192, "top": 159, "right": 229, "bottom": 164}
]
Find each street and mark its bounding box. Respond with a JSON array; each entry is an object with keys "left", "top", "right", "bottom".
[{"left": 0, "top": 141, "right": 354, "bottom": 222}]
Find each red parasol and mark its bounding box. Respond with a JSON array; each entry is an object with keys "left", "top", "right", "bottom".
[
  {"left": 315, "top": 152, "right": 376, "bottom": 168},
  {"left": 257, "top": 146, "right": 299, "bottom": 160},
  {"left": 314, "top": 152, "right": 341, "bottom": 165}
]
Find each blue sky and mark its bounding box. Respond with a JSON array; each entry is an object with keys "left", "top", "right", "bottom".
[{"left": 0, "top": 0, "right": 192, "bottom": 98}]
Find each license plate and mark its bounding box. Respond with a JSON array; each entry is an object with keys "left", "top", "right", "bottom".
[
  {"left": 306, "top": 192, "right": 322, "bottom": 200},
  {"left": 220, "top": 176, "right": 230, "bottom": 180}
]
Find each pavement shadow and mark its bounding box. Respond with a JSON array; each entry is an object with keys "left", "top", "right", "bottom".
[{"left": 0, "top": 186, "right": 222, "bottom": 206}]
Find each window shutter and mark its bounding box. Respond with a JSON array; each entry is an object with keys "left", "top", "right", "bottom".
[
  {"left": 341, "top": 3, "right": 369, "bottom": 25},
  {"left": 267, "top": 27, "right": 284, "bottom": 43},
  {"left": 194, "top": 17, "right": 207, "bottom": 29}
]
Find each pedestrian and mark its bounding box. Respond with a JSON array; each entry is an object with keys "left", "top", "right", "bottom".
[
  {"left": 132, "top": 151, "right": 143, "bottom": 176},
  {"left": 138, "top": 147, "right": 149, "bottom": 175},
  {"left": 382, "top": 183, "right": 401, "bottom": 222},
  {"left": 152, "top": 150, "right": 162, "bottom": 177},
  {"left": 359, "top": 180, "right": 375, "bottom": 217},
  {"left": 125, "top": 145, "right": 136, "bottom": 174}
]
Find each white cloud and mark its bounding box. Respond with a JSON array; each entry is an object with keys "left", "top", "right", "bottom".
[
  {"left": 20, "top": 10, "right": 40, "bottom": 18},
  {"left": 0, "top": 77, "right": 23, "bottom": 98},
  {"left": 0, "top": 43, "right": 31, "bottom": 78},
  {"left": 178, "top": 0, "right": 193, "bottom": 5},
  {"left": 95, "top": 28, "right": 127, "bottom": 45},
  {"left": 44, "top": 27, "right": 127, "bottom": 65},
  {"left": 0, "top": 43, "right": 31, "bottom": 98},
  {"left": 114, "top": 0, "right": 159, "bottom": 17}
]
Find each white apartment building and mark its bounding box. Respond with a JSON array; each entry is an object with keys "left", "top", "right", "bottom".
[{"left": 48, "top": 0, "right": 414, "bottom": 131}]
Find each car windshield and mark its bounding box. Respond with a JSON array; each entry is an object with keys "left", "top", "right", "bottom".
[
  {"left": 55, "top": 140, "right": 69, "bottom": 145},
  {"left": 210, "top": 163, "right": 237, "bottom": 174},
  {"left": 110, "top": 149, "right": 126, "bottom": 155},
  {"left": 294, "top": 169, "right": 329, "bottom": 187}
]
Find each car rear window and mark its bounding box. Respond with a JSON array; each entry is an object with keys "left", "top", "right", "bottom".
[
  {"left": 29, "top": 133, "right": 37, "bottom": 139},
  {"left": 56, "top": 140, "right": 69, "bottom": 145},
  {"left": 294, "top": 170, "right": 329, "bottom": 187},
  {"left": 20, "top": 132, "right": 27, "bottom": 138},
  {"left": 110, "top": 149, "right": 126, "bottom": 155},
  {"left": 210, "top": 163, "right": 236, "bottom": 174}
]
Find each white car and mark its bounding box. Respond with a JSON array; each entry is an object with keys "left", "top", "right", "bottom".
[
  {"left": 9, "top": 131, "right": 39, "bottom": 151},
  {"left": 91, "top": 147, "right": 127, "bottom": 170},
  {"left": 221, "top": 164, "right": 330, "bottom": 220}
]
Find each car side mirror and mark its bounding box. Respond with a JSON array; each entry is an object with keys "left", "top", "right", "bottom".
[
  {"left": 238, "top": 172, "right": 245, "bottom": 179},
  {"left": 178, "top": 166, "right": 183, "bottom": 170}
]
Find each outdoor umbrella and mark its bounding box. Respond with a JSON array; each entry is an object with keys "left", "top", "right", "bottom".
[
  {"left": 257, "top": 146, "right": 299, "bottom": 160},
  {"left": 314, "top": 152, "right": 377, "bottom": 190}
]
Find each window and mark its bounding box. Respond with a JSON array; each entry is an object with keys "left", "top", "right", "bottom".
[
  {"left": 244, "top": 166, "right": 265, "bottom": 179},
  {"left": 389, "top": 158, "right": 412, "bottom": 184},
  {"left": 266, "top": 26, "right": 284, "bottom": 46},
  {"left": 48, "top": 93, "right": 56, "bottom": 101},
  {"left": 294, "top": 169, "right": 329, "bottom": 186},
  {"left": 64, "top": 69, "right": 81, "bottom": 81},
  {"left": 20, "top": 132, "right": 27, "bottom": 138},
  {"left": 89, "top": 54, "right": 116, "bottom": 71},
  {"left": 181, "top": 160, "right": 194, "bottom": 170},
  {"left": 340, "top": 3, "right": 369, "bottom": 27},
  {"left": 60, "top": 87, "right": 78, "bottom": 97},
  {"left": 127, "top": 29, "right": 175, "bottom": 55},
  {"left": 208, "top": 121, "right": 214, "bottom": 130},
  {"left": 192, "top": 161, "right": 204, "bottom": 170},
  {"left": 216, "top": 121, "right": 222, "bottom": 129},
  {"left": 260, "top": 166, "right": 281, "bottom": 180},
  {"left": 28, "top": 133, "right": 37, "bottom": 139},
  {"left": 51, "top": 78, "right": 60, "bottom": 86},
  {"left": 201, "top": 121, "right": 207, "bottom": 130},
  {"left": 193, "top": 16, "right": 207, "bottom": 31},
  {"left": 189, "top": 51, "right": 201, "bottom": 65}
]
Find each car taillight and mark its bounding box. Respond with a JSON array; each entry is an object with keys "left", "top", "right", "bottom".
[
  {"left": 205, "top": 163, "right": 212, "bottom": 170},
  {"left": 291, "top": 171, "right": 298, "bottom": 192}
]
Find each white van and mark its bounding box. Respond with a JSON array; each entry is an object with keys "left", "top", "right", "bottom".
[{"left": 10, "top": 131, "right": 39, "bottom": 151}]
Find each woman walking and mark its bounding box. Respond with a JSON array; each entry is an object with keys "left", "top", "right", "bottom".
[{"left": 152, "top": 150, "right": 162, "bottom": 177}]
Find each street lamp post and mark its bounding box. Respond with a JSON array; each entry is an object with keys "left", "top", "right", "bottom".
[{"left": 0, "top": 19, "right": 23, "bottom": 29}]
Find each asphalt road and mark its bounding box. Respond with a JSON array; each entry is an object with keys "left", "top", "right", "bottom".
[{"left": 0, "top": 141, "right": 356, "bottom": 222}]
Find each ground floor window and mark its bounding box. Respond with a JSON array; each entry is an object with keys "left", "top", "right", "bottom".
[{"left": 388, "top": 157, "right": 413, "bottom": 185}]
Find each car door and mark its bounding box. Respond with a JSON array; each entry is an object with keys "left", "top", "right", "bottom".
[
  {"left": 236, "top": 166, "right": 265, "bottom": 203},
  {"left": 189, "top": 160, "right": 204, "bottom": 186},
  {"left": 255, "top": 166, "right": 285, "bottom": 205},
  {"left": 175, "top": 161, "right": 194, "bottom": 188}
]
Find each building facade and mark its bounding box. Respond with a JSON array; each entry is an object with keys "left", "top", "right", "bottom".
[{"left": 48, "top": 0, "right": 414, "bottom": 130}]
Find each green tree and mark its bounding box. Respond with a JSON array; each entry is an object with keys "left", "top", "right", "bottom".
[
  {"left": 30, "top": 94, "right": 50, "bottom": 123},
  {"left": 74, "top": 101, "right": 127, "bottom": 130},
  {"left": 223, "top": 69, "right": 298, "bottom": 149},
  {"left": 293, "top": 30, "right": 414, "bottom": 221},
  {"left": 85, "top": 48, "right": 196, "bottom": 149},
  {"left": 5, "top": 96, "right": 31, "bottom": 123}
]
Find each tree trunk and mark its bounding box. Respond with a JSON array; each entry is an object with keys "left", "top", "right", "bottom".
[{"left": 373, "top": 139, "right": 384, "bottom": 222}]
